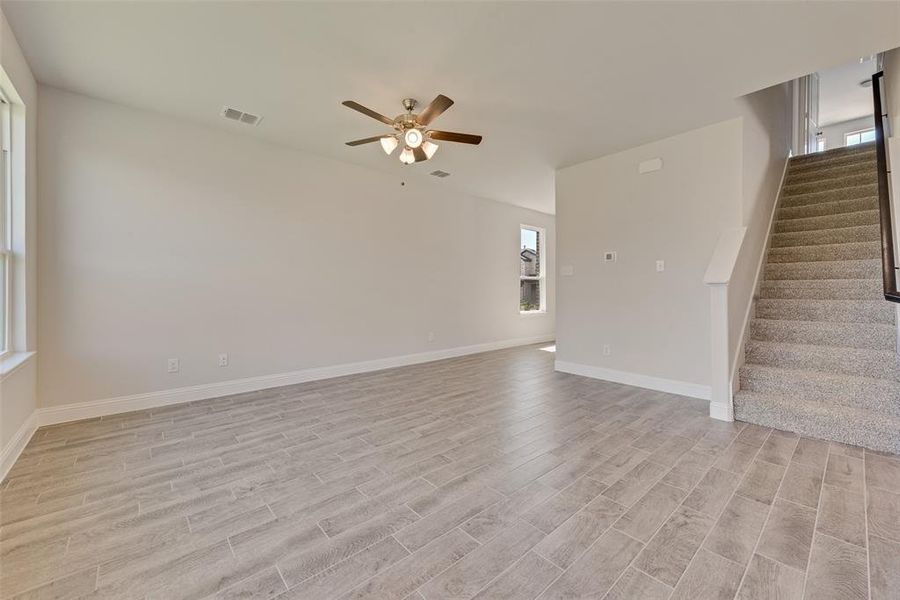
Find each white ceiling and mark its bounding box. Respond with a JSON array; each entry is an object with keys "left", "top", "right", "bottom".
[
  {"left": 817, "top": 56, "right": 879, "bottom": 126},
  {"left": 4, "top": 2, "right": 900, "bottom": 214}
]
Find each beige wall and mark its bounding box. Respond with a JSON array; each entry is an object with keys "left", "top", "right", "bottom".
[
  {"left": 556, "top": 118, "right": 743, "bottom": 394},
  {"left": 555, "top": 83, "right": 791, "bottom": 396},
  {"left": 0, "top": 8, "right": 38, "bottom": 462},
  {"left": 36, "top": 86, "right": 555, "bottom": 410},
  {"left": 820, "top": 116, "right": 876, "bottom": 150},
  {"left": 726, "top": 84, "right": 794, "bottom": 381},
  {"left": 883, "top": 47, "right": 900, "bottom": 133}
]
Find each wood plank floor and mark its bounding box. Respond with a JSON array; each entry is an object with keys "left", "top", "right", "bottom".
[{"left": 2, "top": 344, "right": 899, "bottom": 599}]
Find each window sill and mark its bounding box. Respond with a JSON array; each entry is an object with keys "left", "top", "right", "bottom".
[
  {"left": 519, "top": 310, "right": 547, "bottom": 316},
  {"left": 0, "top": 351, "right": 36, "bottom": 380}
]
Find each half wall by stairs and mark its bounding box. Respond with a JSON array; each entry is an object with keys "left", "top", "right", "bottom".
[{"left": 734, "top": 142, "right": 900, "bottom": 454}]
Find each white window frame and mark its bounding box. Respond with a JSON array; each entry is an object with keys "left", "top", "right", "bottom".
[
  {"left": 0, "top": 92, "right": 10, "bottom": 359},
  {"left": 519, "top": 224, "right": 546, "bottom": 314},
  {"left": 844, "top": 127, "right": 876, "bottom": 146}
]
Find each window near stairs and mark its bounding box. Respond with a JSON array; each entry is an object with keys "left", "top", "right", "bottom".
[
  {"left": 520, "top": 225, "right": 545, "bottom": 313},
  {"left": 845, "top": 128, "right": 876, "bottom": 146}
]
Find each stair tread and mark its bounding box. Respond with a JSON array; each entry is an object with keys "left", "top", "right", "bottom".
[
  {"left": 733, "top": 391, "right": 900, "bottom": 454},
  {"left": 754, "top": 296, "right": 894, "bottom": 325},
  {"left": 780, "top": 184, "right": 878, "bottom": 206},
  {"left": 745, "top": 339, "right": 900, "bottom": 380},
  {"left": 747, "top": 338, "right": 895, "bottom": 356},
  {"left": 757, "top": 297, "right": 887, "bottom": 304},
  {"left": 760, "top": 278, "right": 879, "bottom": 286},
  {"left": 776, "top": 208, "right": 878, "bottom": 222},
  {"left": 766, "top": 241, "right": 880, "bottom": 263},
  {"left": 749, "top": 317, "right": 896, "bottom": 352},
  {"left": 789, "top": 155, "right": 875, "bottom": 172},
  {"left": 789, "top": 143, "right": 876, "bottom": 163},
  {"left": 742, "top": 359, "right": 897, "bottom": 383},
  {"left": 773, "top": 210, "right": 879, "bottom": 234},
  {"left": 770, "top": 224, "right": 880, "bottom": 247},
  {"left": 751, "top": 316, "right": 895, "bottom": 330},
  {"left": 777, "top": 197, "right": 877, "bottom": 218}
]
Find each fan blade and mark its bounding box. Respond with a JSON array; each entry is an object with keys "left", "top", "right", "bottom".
[
  {"left": 416, "top": 94, "right": 454, "bottom": 126},
  {"left": 342, "top": 101, "right": 394, "bottom": 125},
  {"left": 427, "top": 130, "right": 483, "bottom": 145},
  {"left": 412, "top": 146, "right": 428, "bottom": 162},
  {"left": 345, "top": 136, "right": 385, "bottom": 146}
]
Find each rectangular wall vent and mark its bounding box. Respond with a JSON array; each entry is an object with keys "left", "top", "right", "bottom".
[
  {"left": 221, "top": 106, "right": 263, "bottom": 126},
  {"left": 430, "top": 170, "right": 451, "bottom": 178}
]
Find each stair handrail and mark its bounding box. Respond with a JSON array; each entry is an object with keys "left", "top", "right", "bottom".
[{"left": 871, "top": 71, "right": 900, "bottom": 303}]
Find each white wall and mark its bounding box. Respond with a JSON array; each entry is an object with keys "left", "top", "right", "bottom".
[
  {"left": 0, "top": 8, "right": 38, "bottom": 472},
  {"left": 885, "top": 49, "right": 900, "bottom": 131},
  {"left": 555, "top": 83, "right": 791, "bottom": 400},
  {"left": 555, "top": 119, "right": 743, "bottom": 396},
  {"left": 726, "top": 84, "right": 793, "bottom": 384},
  {"left": 820, "top": 115, "right": 875, "bottom": 150},
  {"left": 37, "top": 86, "right": 555, "bottom": 411}
]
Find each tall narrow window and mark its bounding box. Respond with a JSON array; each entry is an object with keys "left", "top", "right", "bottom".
[
  {"left": 0, "top": 95, "right": 9, "bottom": 356},
  {"left": 520, "top": 225, "right": 545, "bottom": 313}
]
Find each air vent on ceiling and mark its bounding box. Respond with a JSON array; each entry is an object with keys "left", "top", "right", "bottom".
[
  {"left": 221, "top": 106, "right": 263, "bottom": 126},
  {"left": 430, "top": 170, "right": 451, "bottom": 178}
]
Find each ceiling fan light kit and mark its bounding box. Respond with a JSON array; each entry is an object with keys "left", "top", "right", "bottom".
[
  {"left": 380, "top": 135, "right": 399, "bottom": 155},
  {"left": 342, "top": 94, "right": 482, "bottom": 165}
]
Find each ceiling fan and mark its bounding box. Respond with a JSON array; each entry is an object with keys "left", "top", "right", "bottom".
[{"left": 342, "top": 94, "right": 482, "bottom": 164}]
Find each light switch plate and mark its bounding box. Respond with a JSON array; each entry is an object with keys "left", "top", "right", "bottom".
[{"left": 561, "top": 265, "right": 574, "bottom": 276}]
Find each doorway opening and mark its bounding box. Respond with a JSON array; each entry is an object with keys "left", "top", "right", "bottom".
[{"left": 793, "top": 55, "right": 880, "bottom": 156}]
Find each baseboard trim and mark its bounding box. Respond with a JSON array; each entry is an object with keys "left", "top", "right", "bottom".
[
  {"left": 36, "top": 334, "right": 556, "bottom": 427},
  {"left": 1, "top": 410, "right": 37, "bottom": 481},
  {"left": 554, "top": 360, "right": 711, "bottom": 401}
]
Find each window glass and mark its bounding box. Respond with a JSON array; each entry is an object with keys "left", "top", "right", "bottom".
[{"left": 520, "top": 226, "right": 543, "bottom": 312}]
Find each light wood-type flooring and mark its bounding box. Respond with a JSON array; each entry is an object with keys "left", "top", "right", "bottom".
[{"left": 2, "top": 344, "right": 899, "bottom": 599}]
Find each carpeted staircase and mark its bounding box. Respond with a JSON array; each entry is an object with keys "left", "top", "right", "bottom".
[{"left": 734, "top": 142, "right": 900, "bottom": 454}]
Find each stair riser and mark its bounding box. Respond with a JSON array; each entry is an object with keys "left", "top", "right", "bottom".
[
  {"left": 781, "top": 184, "right": 878, "bottom": 208},
  {"left": 770, "top": 225, "right": 880, "bottom": 248},
  {"left": 785, "top": 164, "right": 876, "bottom": 186},
  {"left": 759, "top": 283, "right": 882, "bottom": 300},
  {"left": 783, "top": 173, "right": 876, "bottom": 196},
  {"left": 773, "top": 210, "right": 879, "bottom": 233},
  {"left": 755, "top": 300, "right": 895, "bottom": 324},
  {"left": 765, "top": 260, "right": 881, "bottom": 280},
  {"left": 750, "top": 319, "right": 896, "bottom": 351},
  {"left": 788, "top": 153, "right": 875, "bottom": 174},
  {"left": 745, "top": 342, "right": 900, "bottom": 381},
  {"left": 767, "top": 242, "right": 879, "bottom": 263},
  {"left": 778, "top": 197, "right": 877, "bottom": 220},
  {"left": 733, "top": 399, "right": 900, "bottom": 454},
  {"left": 740, "top": 368, "right": 900, "bottom": 415}
]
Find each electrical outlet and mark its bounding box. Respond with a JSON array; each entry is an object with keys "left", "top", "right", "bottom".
[
  {"left": 218, "top": 353, "right": 228, "bottom": 367},
  {"left": 167, "top": 358, "right": 180, "bottom": 373},
  {"left": 656, "top": 260, "right": 665, "bottom": 272},
  {"left": 561, "top": 265, "right": 574, "bottom": 276},
  {"left": 602, "top": 344, "right": 611, "bottom": 356},
  {"left": 427, "top": 332, "right": 436, "bottom": 343}
]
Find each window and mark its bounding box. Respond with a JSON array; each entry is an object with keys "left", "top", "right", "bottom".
[
  {"left": 845, "top": 128, "right": 876, "bottom": 146},
  {"left": 0, "top": 94, "right": 9, "bottom": 356},
  {"left": 520, "top": 225, "right": 545, "bottom": 312}
]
